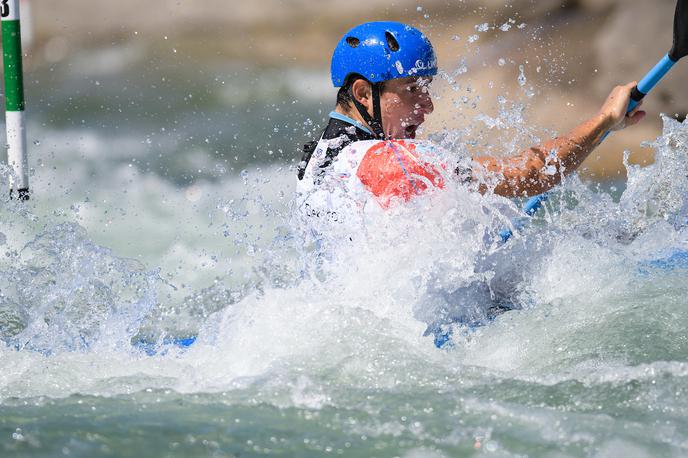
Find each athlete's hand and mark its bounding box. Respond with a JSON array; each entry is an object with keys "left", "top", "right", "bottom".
[{"left": 598, "top": 82, "right": 646, "bottom": 131}]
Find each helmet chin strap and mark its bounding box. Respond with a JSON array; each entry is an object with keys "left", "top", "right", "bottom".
[{"left": 351, "top": 81, "right": 386, "bottom": 139}]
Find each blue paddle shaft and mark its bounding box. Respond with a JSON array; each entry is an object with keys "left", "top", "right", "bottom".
[
  {"left": 598, "top": 54, "right": 676, "bottom": 142},
  {"left": 628, "top": 53, "right": 677, "bottom": 111},
  {"left": 523, "top": 194, "right": 547, "bottom": 215},
  {"left": 499, "top": 194, "right": 549, "bottom": 242}
]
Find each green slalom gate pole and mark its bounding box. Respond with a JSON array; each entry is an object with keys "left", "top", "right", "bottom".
[{"left": 1, "top": 0, "right": 28, "bottom": 200}]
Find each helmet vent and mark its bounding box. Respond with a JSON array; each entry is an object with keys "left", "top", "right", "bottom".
[
  {"left": 346, "top": 37, "right": 360, "bottom": 48},
  {"left": 385, "top": 32, "right": 400, "bottom": 52}
]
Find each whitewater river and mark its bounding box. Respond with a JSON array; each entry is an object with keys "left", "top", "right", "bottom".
[{"left": 1, "top": 39, "right": 687, "bottom": 457}]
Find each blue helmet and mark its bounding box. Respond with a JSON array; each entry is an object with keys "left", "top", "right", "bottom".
[{"left": 331, "top": 21, "right": 437, "bottom": 87}]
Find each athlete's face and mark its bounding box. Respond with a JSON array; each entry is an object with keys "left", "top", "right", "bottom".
[{"left": 380, "top": 76, "right": 434, "bottom": 139}]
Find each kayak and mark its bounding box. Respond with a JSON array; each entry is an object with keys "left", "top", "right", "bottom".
[
  {"left": 130, "top": 247, "right": 688, "bottom": 353},
  {"left": 428, "top": 248, "right": 688, "bottom": 349},
  {"left": 132, "top": 335, "right": 197, "bottom": 356}
]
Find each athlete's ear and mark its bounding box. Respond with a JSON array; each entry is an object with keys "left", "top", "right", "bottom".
[{"left": 351, "top": 79, "right": 373, "bottom": 112}]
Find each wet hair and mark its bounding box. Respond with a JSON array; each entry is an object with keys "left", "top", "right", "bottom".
[{"left": 336, "top": 74, "right": 385, "bottom": 109}]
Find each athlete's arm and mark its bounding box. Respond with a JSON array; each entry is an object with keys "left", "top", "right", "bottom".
[{"left": 471, "top": 82, "right": 646, "bottom": 197}]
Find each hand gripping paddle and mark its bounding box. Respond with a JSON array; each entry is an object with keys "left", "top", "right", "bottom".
[{"left": 501, "top": 0, "right": 688, "bottom": 243}]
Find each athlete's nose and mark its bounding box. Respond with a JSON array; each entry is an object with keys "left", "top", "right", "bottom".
[{"left": 417, "top": 92, "right": 434, "bottom": 115}]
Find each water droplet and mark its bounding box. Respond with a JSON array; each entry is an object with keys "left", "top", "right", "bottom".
[
  {"left": 475, "top": 23, "right": 489, "bottom": 33},
  {"left": 518, "top": 65, "right": 526, "bottom": 86}
]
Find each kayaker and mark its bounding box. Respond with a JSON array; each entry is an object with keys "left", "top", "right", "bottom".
[{"left": 296, "top": 21, "right": 645, "bottom": 210}]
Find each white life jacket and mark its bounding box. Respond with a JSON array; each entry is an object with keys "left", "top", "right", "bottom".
[{"left": 296, "top": 138, "right": 466, "bottom": 225}]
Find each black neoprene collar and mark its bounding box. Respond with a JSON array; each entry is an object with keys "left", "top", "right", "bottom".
[{"left": 351, "top": 81, "right": 385, "bottom": 139}]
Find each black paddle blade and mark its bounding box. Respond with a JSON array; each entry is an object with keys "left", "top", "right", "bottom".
[{"left": 669, "top": 0, "right": 688, "bottom": 60}]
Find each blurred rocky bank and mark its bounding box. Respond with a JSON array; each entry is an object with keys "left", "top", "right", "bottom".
[{"left": 18, "top": 0, "right": 688, "bottom": 179}]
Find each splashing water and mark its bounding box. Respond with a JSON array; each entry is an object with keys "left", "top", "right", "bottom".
[
  {"left": 0, "top": 113, "right": 687, "bottom": 456},
  {"left": 1, "top": 27, "right": 688, "bottom": 457}
]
